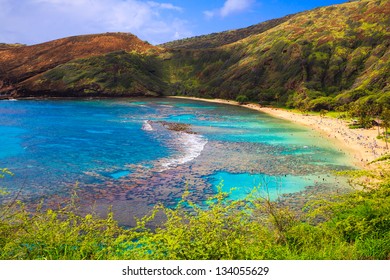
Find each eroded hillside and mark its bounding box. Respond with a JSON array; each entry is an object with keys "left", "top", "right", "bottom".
[{"left": 0, "top": 33, "right": 161, "bottom": 96}]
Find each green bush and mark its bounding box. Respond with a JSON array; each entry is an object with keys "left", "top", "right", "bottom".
[
  {"left": 1, "top": 173, "right": 389, "bottom": 259},
  {"left": 0, "top": 196, "right": 125, "bottom": 259},
  {"left": 308, "top": 96, "right": 335, "bottom": 111},
  {"left": 236, "top": 95, "right": 249, "bottom": 104}
]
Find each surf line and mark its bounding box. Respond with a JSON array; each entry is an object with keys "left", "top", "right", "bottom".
[{"left": 142, "top": 120, "right": 208, "bottom": 171}]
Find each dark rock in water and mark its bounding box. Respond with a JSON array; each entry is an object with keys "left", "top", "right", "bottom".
[{"left": 153, "top": 121, "right": 195, "bottom": 134}]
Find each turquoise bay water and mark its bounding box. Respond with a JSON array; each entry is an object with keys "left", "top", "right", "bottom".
[{"left": 0, "top": 98, "right": 354, "bottom": 225}]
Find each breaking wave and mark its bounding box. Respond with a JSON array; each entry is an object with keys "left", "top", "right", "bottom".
[
  {"left": 160, "top": 132, "right": 208, "bottom": 171},
  {"left": 141, "top": 120, "right": 207, "bottom": 171}
]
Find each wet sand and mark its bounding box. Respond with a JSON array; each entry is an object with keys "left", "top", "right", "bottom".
[{"left": 170, "top": 96, "right": 389, "bottom": 169}]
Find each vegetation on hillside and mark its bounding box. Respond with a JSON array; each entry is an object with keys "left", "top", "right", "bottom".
[
  {"left": 0, "top": 43, "right": 25, "bottom": 49},
  {"left": 165, "top": 0, "right": 389, "bottom": 112},
  {"left": 29, "top": 51, "right": 167, "bottom": 96},
  {"left": 1, "top": 165, "right": 389, "bottom": 260},
  {"left": 0, "top": 33, "right": 159, "bottom": 96},
  {"left": 159, "top": 15, "right": 295, "bottom": 49}
]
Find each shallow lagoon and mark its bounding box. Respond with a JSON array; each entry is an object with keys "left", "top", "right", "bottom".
[{"left": 0, "top": 98, "right": 354, "bottom": 225}]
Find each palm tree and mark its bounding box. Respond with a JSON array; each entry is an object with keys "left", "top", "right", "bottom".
[{"left": 381, "top": 107, "right": 390, "bottom": 150}]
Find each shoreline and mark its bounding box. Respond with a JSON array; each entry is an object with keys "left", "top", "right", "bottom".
[
  {"left": 169, "top": 96, "right": 389, "bottom": 169},
  {"left": 4, "top": 95, "right": 387, "bottom": 169}
]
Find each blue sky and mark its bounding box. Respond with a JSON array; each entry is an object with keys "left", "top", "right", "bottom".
[{"left": 0, "top": 0, "right": 347, "bottom": 45}]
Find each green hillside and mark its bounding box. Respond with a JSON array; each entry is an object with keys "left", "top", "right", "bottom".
[
  {"left": 163, "top": 0, "right": 390, "bottom": 111},
  {"left": 159, "top": 14, "right": 295, "bottom": 49},
  {"left": 0, "top": 33, "right": 162, "bottom": 97},
  {"left": 26, "top": 50, "right": 167, "bottom": 97}
]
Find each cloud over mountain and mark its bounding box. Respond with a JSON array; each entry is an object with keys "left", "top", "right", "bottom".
[
  {"left": 0, "top": 0, "right": 190, "bottom": 44},
  {"left": 204, "top": 0, "right": 255, "bottom": 19}
]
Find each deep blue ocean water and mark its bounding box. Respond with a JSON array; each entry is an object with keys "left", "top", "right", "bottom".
[{"left": 0, "top": 98, "right": 354, "bottom": 225}]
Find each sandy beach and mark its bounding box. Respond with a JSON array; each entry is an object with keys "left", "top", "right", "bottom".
[{"left": 170, "top": 96, "right": 389, "bottom": 169}]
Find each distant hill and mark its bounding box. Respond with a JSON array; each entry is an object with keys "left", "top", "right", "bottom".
[
  {"left": 159, "top": 15, "right": 295, "bottom": 49},
  {"left": 0, "top": 0, "right": 389, "bottom": 109},
  {"left": 0, "top": 33, "right": 162, "bottom": 96}
]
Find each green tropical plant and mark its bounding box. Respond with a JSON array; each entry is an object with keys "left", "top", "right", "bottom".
[{"left": 1, "top": 169, "right": 390, "bottom": 260}]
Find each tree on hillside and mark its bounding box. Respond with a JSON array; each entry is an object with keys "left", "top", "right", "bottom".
[
  {"left": 381, "top": 107, "right": 390, "bottom": 150},
  {"left": 236, "top": 95, "right": 248, "bottom": 105},
  {"left": 349, "top": 102, "right": 374, "bottom": 128},
  {"left": 372, "top": 102, "right": 382, "bottom": 137}
]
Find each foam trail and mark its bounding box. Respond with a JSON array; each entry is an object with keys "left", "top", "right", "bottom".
[{"left": 160, "top": 132, "right": 207, "bottom": 171}]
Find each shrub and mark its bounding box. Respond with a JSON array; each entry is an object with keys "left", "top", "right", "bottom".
[
  {"left": 1, "top": 173, "right": 390, "bottom": 259},
  {"left": 308, "top": 96, "right": 335, "bottom": 111},
  {"left": 236, "top": 95, "right": 249, "bottom": 104}
]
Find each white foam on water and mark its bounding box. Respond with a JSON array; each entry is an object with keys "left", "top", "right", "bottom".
[
  {"left": 159, "top": 132, "right": 208, "bottom": 171},
  {"left": 2, "top": 99, "right": 18, "bottom": 101},
  {"left": 141, "top": 120, "right": 154, "bottom": 131}
]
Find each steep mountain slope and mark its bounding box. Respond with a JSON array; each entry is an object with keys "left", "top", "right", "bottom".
[
  {"left": 0, "top": 33, "right": 162, "bottom": 96},
  {"left": 165, "top": 0, "right": 389, "bottom": 110},
  {"left": 23, "top": 50, "right": 168, "bottom": 97},
  {"left": 159, "top": 14, "right": 295, "bottom": 49}
]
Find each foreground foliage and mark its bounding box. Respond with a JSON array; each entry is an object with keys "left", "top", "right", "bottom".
[{"left": 1, "top": 169, "right": 389, "bottom": 259}]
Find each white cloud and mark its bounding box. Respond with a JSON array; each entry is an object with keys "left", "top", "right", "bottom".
[
  {"left": 203, "top": 10, "right": 215, "bottom": 19},
  {"left": 147, "top": 1, "right": 183, "bottom": 12},
  {"left": 0, "top": 0, "right": 190, "bottom": 45},
  {"left": 204, "top": 0, "right": 255, "bottom": 19},
  {"left": 221, "top": 0, "right": 255, "bottom": 17}
]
